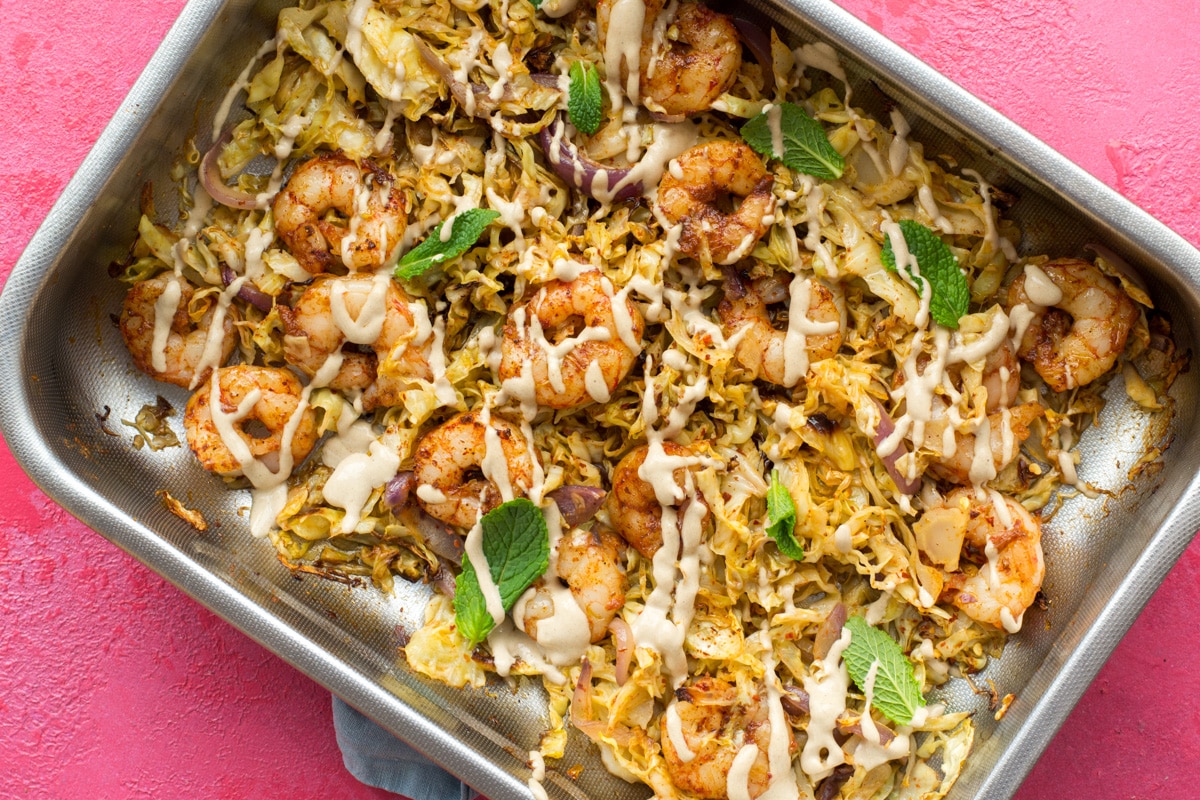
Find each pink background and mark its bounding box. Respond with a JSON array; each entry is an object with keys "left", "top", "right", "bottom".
[{"left": 1, "top": 0, "right": 1197, "bottom": 798}]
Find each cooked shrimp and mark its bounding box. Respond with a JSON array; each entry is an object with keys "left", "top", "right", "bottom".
[
  {"left": 936, "top": 489, "right": 1045, "bottom": 631},
  {"left": 412, "top": 411, "right": 537, "bottom": 528},
  {"left": 718, "top": 270, "right": 843, "bottom": 386},
  {"left": 656, "top": 141, "right": 775, "bottom": 265},
  {"left": 979, "top": 341, "right": 1020, "bottom": 413},
  {"left": 607, "top": 442, "right": 707, "bottom": 558},
  {"left": 183, "top": 365, "right": 318, "bottom": 477},
  {"left": 120, "top": 273, "right": 237, "bottom": 389},
  {"left": 273, "top": 154, "right": 406, "bottom": 274},
  {"left": 522, "top": 526, "right": 628, "bottom": 643},
  {"left": 498, "top": 271, "right": 644, "bottom": 410},
  {"left": 279, "top": 274, "right": 430, "bottom": 410},
  {"left": 661, "top": 677, "right": 791, "bottom": 800},
  {"left": 930, "top": 402, "right": 1044, "bottom": 485},
  {"left": 596, "top": 0, "right": 740, "bottom": 117},
  {"left": 1007, "top": 258, "right": 1140, "bottom": 392}
]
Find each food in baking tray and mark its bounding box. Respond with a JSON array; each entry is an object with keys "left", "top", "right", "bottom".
[{"left": 110, "top": 0, "right": 1182, "bottom": 796}]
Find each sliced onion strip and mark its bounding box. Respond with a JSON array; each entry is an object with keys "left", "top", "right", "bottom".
[{"left": 200, "top": 128, "right": 260, "bottom": 210}]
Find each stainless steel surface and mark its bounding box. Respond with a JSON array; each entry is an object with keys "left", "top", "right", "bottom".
[{"left": 1, "top": 1, "right": 1198, "bottom": 799}]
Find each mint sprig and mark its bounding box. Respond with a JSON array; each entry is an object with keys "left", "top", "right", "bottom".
[
  {"left": 763, "top": 470, "right": 801, "bottom": 556},
  {"left": 843, "top": 616, "right": 926, "bottom": 726},
  {"left": 880, "top": 219, "right": 969, "bottom": 329},
  {"left": 395, "top": 208, "right": 499, "bottom": 280},
  {"left": 568, "top": 61, "right": 602, "bottom": 136},
  {"left": 454, "top": 498, "right": 550, "bottom": 645},
  {"left": 740, "top": 102, "right": 844, "bottom": 181},
  {"left": 766, "top": 469, "right": 803, "bottom": 560}
]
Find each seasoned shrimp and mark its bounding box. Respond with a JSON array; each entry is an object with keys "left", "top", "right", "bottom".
[
  {"left": 1007, "top": 258, "right": 1140, "bottom": 392},
  {"left": 412, "top": 411, "right": 538, "bottom": 528},
  {"left": 521, "top": 526, "right": 628, "bottom": 643},
  {"left": 273, "top": 154, "right": 406, "bottom": 274},
  {"left": 718, "top": 270, "right": 843, "bottom": 386},
  {"left": 183, "top": 365, "right": 318, "bottom": 477},
  {"left": 280, "top": 274, "right": 431, "bottom": 410},
  {"left": 661, "top": 677, "right": 792, "bottom": 800},
  {"left": 120, "top": 273, "right": 238, "bottom": 389},
  {"left": 596, "top": 0, "right": 741, "bottom": 117},
  {"left": 933, "top": 489, "right": 1045, "bottom": 631},
  {"left": 930, "top": 402, "right": 1044, "bottom": 485},
  {"left": 607, "top": 442, "right": 707, "bottom": 558},
  {"left": 498, "top": 271, "right": 644, "bottom": 410},
  {"left": 656, "top": 141, "right": 775, "bottom": 265},
  {"left": 979, "top": 340, "right": 1020, "bottom": 413}
]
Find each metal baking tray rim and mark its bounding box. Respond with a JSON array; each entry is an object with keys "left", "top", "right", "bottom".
[{"left": 2, "top": 1, "right": 1199, "bottom": 798}]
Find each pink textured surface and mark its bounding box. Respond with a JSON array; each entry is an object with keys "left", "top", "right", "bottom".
[{"left": 0, "top": 1, "right": 1197, "bottom": 799}]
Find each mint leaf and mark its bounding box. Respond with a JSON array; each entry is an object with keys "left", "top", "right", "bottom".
[
  {"left": 740, "top": 102, "right": 844, "bottom": 180},
  {"left": 454, "top": 498, "right": 550, "bottom": 645},
  {"left": 880, "top": 219, "right": 969, "bottom": 329},
  {"left": 766, "top": 469, "right": 803, "bottom": 560},
  {"left": 568, "top": 61, "right": 602, "bottom": 136},
  {"left": 395, "top": 208, "right": 499, "bottom": 280},
  {"left": 842, "top": 616, "right": 925, "bottom": 726}
]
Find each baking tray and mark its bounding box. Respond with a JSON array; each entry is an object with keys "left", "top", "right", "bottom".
[{"left": 2, "top": 0, "right": 1199, "bottom": 798}]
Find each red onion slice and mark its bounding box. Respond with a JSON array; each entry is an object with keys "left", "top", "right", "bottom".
[
  {"left": 200, "top": 128, "right": 260, "bottom": 210},
  {"left": 731, "top": 16, "right": 776, "bottom": 87},
  {"left": 413, "top": 512, "right": 465, "bottom": 565},
  {"left": 871, "top": 399, "right": 921, "bottom": 495},
  {"left": 817, "top": 765, "right": 855, "bottom": 800},
  {"left": 813, "top": 602, "right": 848, "bottom": 660},
  {"left": 608, "top": 618, "right": 633, "bottom": 686},
  {"left": 570, "top": 659, "right": 606, "bottom": 742},
  {"left": 383, "top": 471, "right": 416, "bottom": 509},
  {"left": 220, "top": 265, "right": 274, "bottom": 312},
  {"left": 780, "top": 684, "right": 811, "bottom": 717},
  {"left": 548, "top": 485, "right": 607, "bottom": 527},
  {"left": 537, "top": 115, "right": 642, "bottom": 201}
]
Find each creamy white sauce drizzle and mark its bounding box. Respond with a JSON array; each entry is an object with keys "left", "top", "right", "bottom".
[
  {"left": 487, "top": 620, "right": 567, "bottom": 685},
  {"left": 628, "top": 360, "right": 712, "bottom": 687},
  {"left": 664, "top": 701, "right": 695, "bottom": 763},
  {"left": 511, "top": 505, "right": 592, "bottom": 666},
  {"left": 962, "top": 168, "right": 1018, "bottom": 261},
  {"left": 800, "top": 626, "right": 852, "bottom": 779},
  {"left": 150, "top": 276, "right": 183, "bottom": 374},
  {"left": 782, "top": 278, "right": 840, "bottom": 386},
  {"left": 211, "top": 38, "right": 278, "bottom": 142},
  {"left": 881, "top": 214, "right": 932, "bottom": 328},
  {"left": 416, "top": 484, "right": 448, "bottom": 503},
  {"left": 331, "top": 273, "right": 390, "bottom": 344},
  {"left": 255, "top": 113, "right": 309, "bottom": 209},
  {"left": 585, "top": 360, "right": 612, "bottom": 403},
  {"left": 800, "top": 178, "right": 838, "bottom": 277},
  {"left": 451, "top": 29, "right": 486, "bottom": 117},
  {"left": 1023, "top": 263, "right": 1063, "bottom": 306},
  {"left": 527, "top": 750, "right": 550, "bottom": 800},
  {"left": 852, "top": 661, "right": 912, "bottom": 771},
  {"left": 539, "top": 0, "right": 579, "bottom": 18},
  {"left": 603, "top": 0, "right": 647, "bottom": 110},
  {"left": 339, "top": 176, "right": 376, "bottom": 270},
  {"left": 755, "top": 642, "right": 800, "bottom": 800},
  {"left": 218, "top": 352, "right": 345, "bottom": 537},
  {"left": 596, "top": 122, "right": 697, "bottom": 204},
  {"left": 888, "top": 109, "right": 910, "bottom": 177},
  {"left": 727, "top": 745, "right": 760, "bottom": 800},
  {"left": 917, "top": 184, "right": 953, "bottom": 233},
  {"left": 324, "top": 440, "right": 400, "bottom": 533}
]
